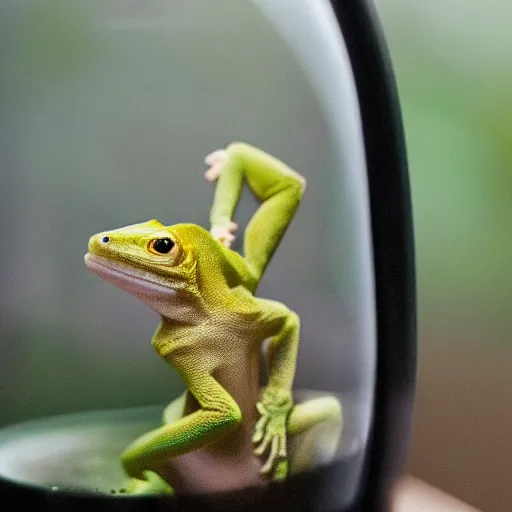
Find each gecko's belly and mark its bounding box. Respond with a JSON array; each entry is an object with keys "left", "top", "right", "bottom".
[
  {"left": 159, "top": 437, "right": 263, "bottom": 494},
  {"left": 157, "top": 390, "right": 264, "bottom": 493}
]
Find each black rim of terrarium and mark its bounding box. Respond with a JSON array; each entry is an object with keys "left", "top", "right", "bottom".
[
  {"left": 331, "top": 0, "right": 417, "bottom": 509},
  {"left": 0, "top": 1, "right": 415, "bottom": 511}
]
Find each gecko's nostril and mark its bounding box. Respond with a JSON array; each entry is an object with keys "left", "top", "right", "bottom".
[{"left": 102, "top": 236, "right": 110, "bottom": 243}]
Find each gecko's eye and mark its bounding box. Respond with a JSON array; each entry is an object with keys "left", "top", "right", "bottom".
[{"left": 148, "top": 238, "right": 175, "bottom": 255}]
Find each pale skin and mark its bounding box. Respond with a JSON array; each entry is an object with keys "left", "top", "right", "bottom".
[{"left": 85, "top": 142, "right": 342, "bottom": 495}]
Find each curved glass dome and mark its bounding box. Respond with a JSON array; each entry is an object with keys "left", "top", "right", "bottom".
[{"left": 0, "top": 1, "right": 414, "bottom": 510}]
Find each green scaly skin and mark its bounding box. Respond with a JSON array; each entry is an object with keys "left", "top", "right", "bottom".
[{"left": 85, "top": 143, "right": 342, "bottom": 495}]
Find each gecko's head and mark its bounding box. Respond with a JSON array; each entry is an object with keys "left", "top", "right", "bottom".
[{"left": 85, "top": 220, "right": 211, "bottom": 313}]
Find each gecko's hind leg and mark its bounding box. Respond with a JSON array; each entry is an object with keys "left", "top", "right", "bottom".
[
  {"left": 287, "top": 395, "right": 343, "bottom": 474},
  {"left": 207, "top": 142, "right": 306, "bottom": 282}
]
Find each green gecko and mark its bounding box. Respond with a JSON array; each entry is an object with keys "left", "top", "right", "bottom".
[{"left": 85, "top": 142, "right": 342, "bottom": 495}]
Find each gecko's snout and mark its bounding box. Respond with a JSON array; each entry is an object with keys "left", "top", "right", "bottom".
[
  {"left": 85, "top": 232, "right": 115, "bottom": 271},
  {"left": 87, "top": 232, "right": 111, "bottom": 255}
]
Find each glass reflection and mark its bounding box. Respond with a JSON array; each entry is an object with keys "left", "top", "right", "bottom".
[{"left": 0, "top": 1, "right": 375, "bottom": 508}]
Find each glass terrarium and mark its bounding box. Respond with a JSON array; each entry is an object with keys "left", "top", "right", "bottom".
[{"left": 0, "top": 1, "right": 415, "bottom": 511}]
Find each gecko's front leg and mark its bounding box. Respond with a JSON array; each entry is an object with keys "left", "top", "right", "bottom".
[
  {"left": 252, "top": 299, "right": 300, "bottom": 480},
  {"left": 253, "top": 387, "right": 293, "bottom": 479},
  {"left": 121, "top": 373, "right": 242, "bottom": 481}
]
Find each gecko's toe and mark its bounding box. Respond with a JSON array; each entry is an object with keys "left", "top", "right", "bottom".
[{"left": 204, "top": 149, "right": 227, "bottom": 182}]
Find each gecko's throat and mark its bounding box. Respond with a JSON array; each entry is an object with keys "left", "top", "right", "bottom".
[{"left": 84, "top": 253, "right": 177, "bottom": 300}]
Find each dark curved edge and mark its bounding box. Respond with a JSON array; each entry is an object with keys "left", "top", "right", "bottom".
[
  {"left": 0, "top": 457, "right": 364, "bottom": 512},
  {"left": 329, "top": 0, "right": 417, "bottom": 510}
]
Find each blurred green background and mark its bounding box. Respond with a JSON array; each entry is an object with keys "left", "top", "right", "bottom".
[{"left": 376, "top": 1, "right": 512, "bottom": 510}]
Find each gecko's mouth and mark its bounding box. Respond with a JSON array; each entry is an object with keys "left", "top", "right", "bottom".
[{"left": 84, "top": 253, "right": 177, "bottom": 297}]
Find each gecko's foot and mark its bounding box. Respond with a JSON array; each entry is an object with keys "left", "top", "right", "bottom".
[
  {"left": 114, "top": 472, "right": 174, "bottom": 496},
  {"left": 210, "top": 222, "right": 238, "bottom": 248},
  {"left": 274, "top": 459, "right": 288, "bottom": 481},
  {"left": 252, "top": 388, "right": 293, "bottom": 480},
  {"left": 204, "top": 149, "right": 228, "bottom": 182}
]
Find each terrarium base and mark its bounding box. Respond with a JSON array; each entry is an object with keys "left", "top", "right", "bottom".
[{"left": 0, "top": 390, "right": 367, "bottom": 511}]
